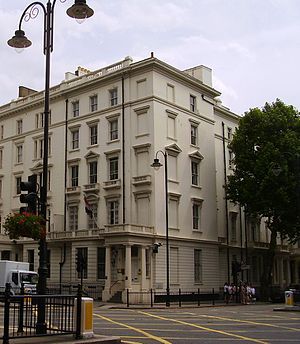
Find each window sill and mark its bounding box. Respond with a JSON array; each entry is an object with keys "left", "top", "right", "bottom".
[
  {"left": 192, "top": 229, "right": 203, "bottom": 234},
  {"left": 106, "top": 139, "right": 120, "bottom": 145},
  {"left": 87, "top": 144, "right": 99, "bottom": 149},
  {"left": 191, "top": 184, "right": 202, "bottom": 190}
]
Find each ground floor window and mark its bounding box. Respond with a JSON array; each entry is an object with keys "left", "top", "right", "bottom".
[
  {"left": 194, "top": 249, "right": 202, "bottom": 283},
  {"left": 76, "top": 247, "right": 88, "bottom": 279},
  {"left": 97, "top": 247, "right": 105, "bottom": 279}
]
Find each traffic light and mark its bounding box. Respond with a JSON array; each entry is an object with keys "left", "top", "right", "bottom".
[
  {"left": 76, "top": 251, "right": 86, "bottom": 273},
  {"left": 20, "top": 174, "right": 38, "bottom": 214}
]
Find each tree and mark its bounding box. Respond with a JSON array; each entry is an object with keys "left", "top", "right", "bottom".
[{"left": 226, "top": 100, "right": 300, "bottom": 299}]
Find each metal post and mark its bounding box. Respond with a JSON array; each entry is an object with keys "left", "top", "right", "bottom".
[
  {"left": 75, "top": 284, "right": 82, "bottom": 339},
  {"left": 150, "top": 288, "right": 153, "bottom": 308},
  {"left": 151, "top": 150, "right": 170, "bottom": 307},
  {"left": 7, "top": 0, "right": 94, "bottom": 336},
  {"left": 212, "top": 288, "right": 215, "bottom": 306},
  {"left": 3, "top": 283, "right": 11, "bottom": 344},
  {"left": 127, "top": 289, "right": 129, "bottom": 308},
  {"left": 164, "top": 152, "right": 170, "bottom": 307},
  {"left": 179, "top": 288, "right": 181, "bottom": 307},
  {"left": 18, "top": 284, "right": 25, "bottom": 334}
]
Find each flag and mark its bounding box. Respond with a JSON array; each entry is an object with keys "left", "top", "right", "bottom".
[{"left": 84, "top": 196, "right": 93, "bottom": 218}]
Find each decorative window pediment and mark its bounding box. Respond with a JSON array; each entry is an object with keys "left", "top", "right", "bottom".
[
  {"left": 165, "top": 143, "right": 182, "bottom": 156},
  {"left": 189, "top": 151, "right": 204, "bottom": 161},
  {"left": 84, "top": 151, "right": 100, "bottom": 160}
]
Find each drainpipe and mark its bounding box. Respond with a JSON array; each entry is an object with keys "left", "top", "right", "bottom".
[
  {"left": 122, "top": 76, "right": 125, "bottom": 224},
  {"left": 222, "top": 122, "right": 230, "bottom": 283},
  {"left": 59, "top": 98, "right": 69, "bottom": 292}
]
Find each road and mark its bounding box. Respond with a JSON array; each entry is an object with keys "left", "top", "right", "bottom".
[{"left": 93, "top": 304, "right": 300, "bottom": 343}]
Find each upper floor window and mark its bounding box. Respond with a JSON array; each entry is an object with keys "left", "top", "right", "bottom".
[
  {"left": 89, "top": 125, "right": 98, "bottom": 146},
  {"left": 227, "top": 127, "right": 232, "bottom": 140},
  {"left": 16, "top": 176, "right": 22, "bottom": 195},
  {"left": 191, "top": 161, "right": 199, "bottom": 186},
  {"left": 230, "top": 212, "right": 237, "bottom": 242},
  {"left": 71, "top": 165, "right": 79, "bottom": 187},
  {"left": 72, "top": 101, "right": 79, "bottom": 117},
  {"left": 89, "top": 161, "right": 98, "bottom": 184},
  {"left": 16, "top": 144, "right": 23, "bottom": 164},
  {"left": 108, "top": 200, "right": 119, "bottom": 225},
  {"left": 90, "top": 95, "right": 98, "bottom": 112},
  {"left": 109, "top": 157, "right": 118, "bottom": 180},
  {"left": 17, "top": 120, "right": 23, "bottom": 135},
  {"left": 88, "top": 203, "right": 98, "bottom": 229},
  {"left": 228, "top": 150, "right": 234, "bottom": 169},
  {"left": 109, "top": 88, "right": 118, "bottom": 106},
  {"left": 69, "top": 205, "right": 78, "bottom": 231},
  {"left": 0, "top": 149, "right": 3, "bottom": 169},
  {"left": 192, "top": 201, "right": 202, "bottom": 230},
  {"left": 190, "top": 95, "right": 196, "bottom": 112},
  {"left": 191, "top": 124, "right": 198, "bottom": 145},
  {"left": 71, "top": 129, "right": 79, "bottom": 150},
  {"left": 109, "top": 119, "right": 118, "bottom": 141},
  {"left": 34, "top": 137, "right": 51, "bottom": 159},
  {"left": 0, "top": 125, "right": 4, "bottom": 140},
  {"left": 35, "top": 111, "right": 51, "bottom": 129}
]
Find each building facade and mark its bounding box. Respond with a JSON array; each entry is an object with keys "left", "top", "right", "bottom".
[{"left": 0, "top": 55, "right": 298, "bottom": 302}]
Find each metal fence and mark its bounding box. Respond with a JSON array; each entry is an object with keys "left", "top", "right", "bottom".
[
  {"left": 126, "top": 288, "right": 222, "bottom": 307},
  {"left": 1, "top": 283, "right": 82, "bottom": 344},
  {"left": 47, "top": 282, "right": 103, "bottom": 300}
]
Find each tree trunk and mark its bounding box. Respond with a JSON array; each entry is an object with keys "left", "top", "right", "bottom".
[{"left": 260, "top": 229, "right": 277, "bottom": 301}]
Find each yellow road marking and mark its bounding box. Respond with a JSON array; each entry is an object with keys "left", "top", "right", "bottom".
[
  {"left": 121, "top": 341, "right": 143, "bottom": 344},
  {"left": 138, "top": 311, "right": 268, "bottom": 344},
  {"left": 196, "top": 314, "right": 300, "bottom": 332},
  {"left": 94, "top": 313, "right": 171, "bottom": 344}
]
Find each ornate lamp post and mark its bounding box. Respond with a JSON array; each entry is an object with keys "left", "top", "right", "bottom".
[
  {"left": 151, "top": 150, "right": 170, "bottom": 307},
  {"left": 8, "top": 0, "right": 94, "bottom": 334}
]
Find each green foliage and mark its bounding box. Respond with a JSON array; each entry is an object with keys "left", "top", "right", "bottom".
[
  {"left": 227, "top": 99, "right": 300, "bottom": 243},
  {"left": 3, "top": 212, "right": 45, "bottom": 241}
]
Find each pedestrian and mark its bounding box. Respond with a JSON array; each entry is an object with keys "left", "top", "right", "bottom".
[
  {"left": 250, "top": 284, "right": 256, "bottom": 303},
  {"left": 224, "top": 282, "right": 229, "bottom": 304}
]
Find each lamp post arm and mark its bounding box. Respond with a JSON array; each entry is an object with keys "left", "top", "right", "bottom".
[{"left": 17, "top": 2, "right": 47, "bottom": 31}]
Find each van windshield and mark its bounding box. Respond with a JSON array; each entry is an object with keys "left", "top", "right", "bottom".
[{"left": 20, "top": 272, "right": 38, "bottom": 284}]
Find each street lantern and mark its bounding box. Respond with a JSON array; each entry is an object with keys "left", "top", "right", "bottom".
[{"left": 8, "top": 0, "right": 94, "bottom": 335}]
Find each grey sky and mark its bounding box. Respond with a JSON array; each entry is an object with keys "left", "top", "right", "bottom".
[{"left": 0, "top": 0, "right": 299, "bottom": 115}]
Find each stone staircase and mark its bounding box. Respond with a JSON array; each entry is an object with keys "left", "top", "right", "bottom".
[{"left": 108, "top": 290, "right": 122, "bottom": 303}]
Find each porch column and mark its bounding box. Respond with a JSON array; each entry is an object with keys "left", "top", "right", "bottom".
[
  {"left": 141, "top": 246, "right": 147, "bottom": 291},
  {"left": 102, "top": 246, "right": 111, "bottom": 301},
  {"left": 125, "top": 244, "right": 132, "bottom": 290}
]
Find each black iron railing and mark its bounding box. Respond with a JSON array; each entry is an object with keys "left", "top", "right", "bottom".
[
  {"left": 126, "top": 288, "right": 221, "bottom": 307},
  {"left": 1, "top": 283, "right": 83, "bottom": 344}
]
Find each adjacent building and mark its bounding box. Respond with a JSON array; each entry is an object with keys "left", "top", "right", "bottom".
[{"left": 0, "top": 55, "right": 298, "bottom": 302}]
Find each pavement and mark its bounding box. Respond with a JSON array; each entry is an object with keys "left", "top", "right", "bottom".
[{"left": 9, "top": 334, "right": 121, "bottom": 344}]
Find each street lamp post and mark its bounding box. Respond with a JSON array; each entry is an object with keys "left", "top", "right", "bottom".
[
  {"left": 151, "top": 150, "right": 170, "bottom": 307},
  {"left": 8, "top": 0, "right": 94, "bottom": 334}
]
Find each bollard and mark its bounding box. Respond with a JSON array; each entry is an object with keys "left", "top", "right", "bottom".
[{"left": 285, "top": 290, "right": 294, "bottom": 306}]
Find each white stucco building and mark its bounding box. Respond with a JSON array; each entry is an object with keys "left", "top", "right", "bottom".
[{"left": 0, "top": 55, "right": 297, "bottom": 302}]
